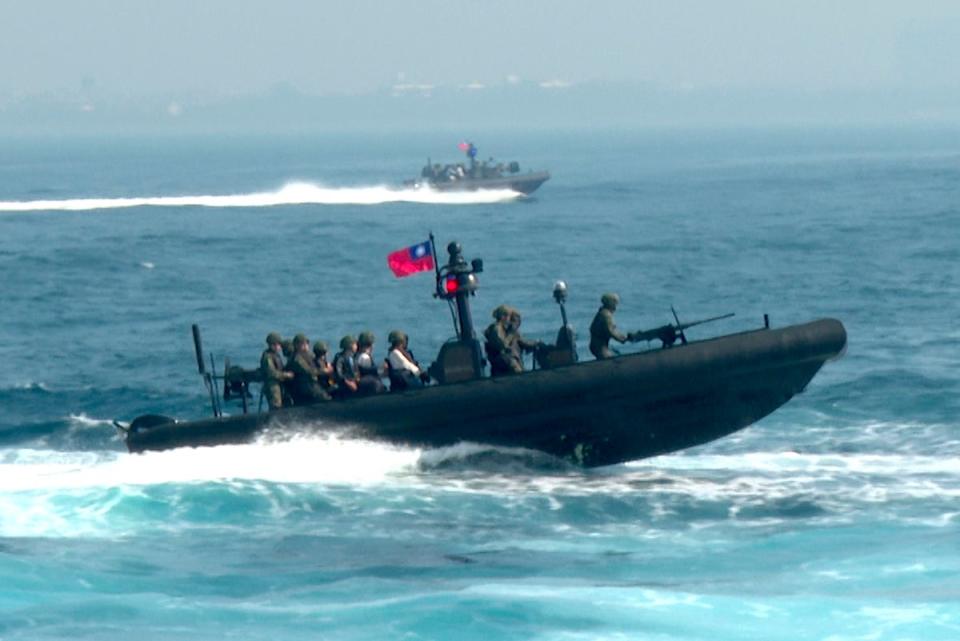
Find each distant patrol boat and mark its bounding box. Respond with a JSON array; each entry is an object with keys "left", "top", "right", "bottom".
[
  {"left": 118, "top": 241, "right": 846, "bottom": 468},
  {"left": 403, "top": 142, "right": 550, "bottom": 195}
]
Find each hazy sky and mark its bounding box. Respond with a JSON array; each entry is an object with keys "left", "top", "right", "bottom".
[{"left": 3, "top": 0, "right": 960, "bottom": 96}]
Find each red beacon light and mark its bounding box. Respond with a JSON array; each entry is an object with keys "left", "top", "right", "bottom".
[{"left": 444, "top": 276, "right": 459, "bottom": 294}]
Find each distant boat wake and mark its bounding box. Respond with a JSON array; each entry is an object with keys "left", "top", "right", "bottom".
[{"left": 0, "top": 181, "right": 522, "bottom": 212}]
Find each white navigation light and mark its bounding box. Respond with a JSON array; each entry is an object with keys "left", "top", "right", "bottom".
[{"left": 553, "top": 280, "right": 568, "bottom": 303}]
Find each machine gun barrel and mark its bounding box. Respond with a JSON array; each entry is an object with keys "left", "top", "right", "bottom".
[
  {"left": 630, "top": 312, "right": 735, "bottom": 347},
  {"left": 675, "top": 312, "right": 735, "bottom": 332}
]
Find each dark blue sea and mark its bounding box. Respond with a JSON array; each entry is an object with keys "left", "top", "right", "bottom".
[{"left": 1, "top": 128, "right": 958, "bottom": 640}]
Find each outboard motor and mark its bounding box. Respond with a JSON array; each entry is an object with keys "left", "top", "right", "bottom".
[{"left": 429, "top": 242, "right": 485, "bottom": 383}]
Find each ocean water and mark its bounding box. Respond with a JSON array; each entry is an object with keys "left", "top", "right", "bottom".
[{"left": 0, "top": 128, "right": 958, "bottom": 640}]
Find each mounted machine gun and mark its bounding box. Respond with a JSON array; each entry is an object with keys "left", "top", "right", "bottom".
[{"left": 630, "top": 308, "right": 735, "bottom": 348}]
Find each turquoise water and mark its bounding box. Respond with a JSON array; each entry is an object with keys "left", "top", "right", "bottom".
[{"left": 0, "top": 129, "right": 958, "bottom": 640}]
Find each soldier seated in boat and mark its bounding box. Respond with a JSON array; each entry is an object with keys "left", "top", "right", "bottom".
[
  {"left": 281, "top": 338, "right": 294, "bottom": 362},
  {"left": 589, "top": 293, "right": 630, "bottom": 359},
  {"left": 506, "top": 309, "right": 544, "bottom": 369},
  {"left": 332, "top": 335, "right": 360, "bottom": 397},
  {"left": 260, "top": 332, "right": 294, "bottom": 410},
  {"left": 287, "top": 334, "right": 332, "bottom": 404},
  {"left": 355, "top": 331, "right": 386, "bottom": 395},
  {"left": 385, "top": 330, "right": 429, "bottom": 391},
  {"left": 485, "top": 305, "right": 522, "bottom": 376},
  {"left": 313, "top": 340, "right": 337, "bottom": 393}
]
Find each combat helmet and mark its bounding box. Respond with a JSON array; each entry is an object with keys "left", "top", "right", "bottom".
[
  {"left": 265, "top": 332, "right": 283, "bottom": 346},
  {"left": 339, "top": 335, "right": 356, "bottom": 351},
  {"left": 358, "top": 331, "right": 375, "bottom": 347},
  {"left": 293, "top": 333, "right": 309, "bottom": 348},
  {"left": 601, "top": 292, "right": 620, "bottom": 310},
  {"left": 313, "top": 340, "right": 328, "bottom": 354},
  {"left": 492, "top": 304, "right": 511, "bottom": 320},
  {"left": 388, "top": 330, "right": 407, "bottom": 346}
]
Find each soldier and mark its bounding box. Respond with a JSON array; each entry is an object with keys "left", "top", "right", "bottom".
[
  {"left": 332, "top": 335, "right": 360, "bottom": 396},
  {"left": 484, "top": 304, "right": 521, "bottom": 376},
  {"left": 260, "top": 332, "right": 294, "bottom": 410},
  {"left": 287, "top": 334, "right": 331, "bottom": 405},
  {"left": 385, "top": 330, "right": 428, "bottom": 391},
  {"left": 589, "top": 292, "right": 630, "bottom": 359},
  {"left": 313, "top": 340, "right": 336, "bottom": 392},
  {"left": 506, "top": 309, "right": 544, "bottom": 369},
  {"left": 355, "top": 331, "right": 386, "bottom": 395}
]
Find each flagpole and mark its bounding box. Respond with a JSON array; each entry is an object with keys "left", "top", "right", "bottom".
[{"left": 428, "top": 231, "right": 442, "bottom": 296}]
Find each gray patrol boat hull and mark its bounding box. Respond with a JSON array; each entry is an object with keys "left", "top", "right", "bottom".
[
  {"left": 411, "top": 171, "right": 550, "bottom": 195},
  {"left": 124, "top": 318, "right": 846, "bottom": 468}
]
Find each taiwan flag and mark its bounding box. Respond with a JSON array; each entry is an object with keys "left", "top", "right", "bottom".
[{"left": 387, "top": 240, "right": 434, "bottom": 277}]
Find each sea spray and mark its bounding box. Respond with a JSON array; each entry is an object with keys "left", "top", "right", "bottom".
[{"left": 0, "top": 181, "right": 521, "bottom": 212}]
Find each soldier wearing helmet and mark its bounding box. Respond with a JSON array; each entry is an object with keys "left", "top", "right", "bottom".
[
  {"left": 505, "top": 308, "right": 544, "bottom": 367},
  {"left": 260, "top": 332, "right": 294, "bottom": 410},
  {"left": 313, "top": 340, "right": 336, "bottom": 391},
  {"left": 484, "top": 304, "right": 522, "bottom": 376},
  {"left": 332, "top": 335, "right": 360, "bottom": 396},
  {"left": 589, "top": 292, "right": 630, "bottom": 359},
  {"left": 355, "top": 331, "right": 386, "bottom": 395},
  {"left": 385, "top": 330, "right": 428, "bottom": 391},
  {"left": 286, "top": 333, "right": 331, "bottom": 405}
]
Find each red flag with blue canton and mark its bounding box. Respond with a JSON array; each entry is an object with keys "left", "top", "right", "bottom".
[{"left": 387, "top": 240, "right": 434, "bottom": 277}]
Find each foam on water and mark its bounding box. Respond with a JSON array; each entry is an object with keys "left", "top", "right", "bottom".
[
  {"left": 0, "top": 181, "right": 521, "bottom": 212},
  {"left": 67, "top": 414, "right": 114, "bottom": 429},
  {"left": 6, "top": 432, "right": 958, "bottom": 540},
  {"left": 0, "top": 435, "right": 424, "bottom": 538},
  {"left": 0, "top": 434, "right": 421, "bottom": 492}
]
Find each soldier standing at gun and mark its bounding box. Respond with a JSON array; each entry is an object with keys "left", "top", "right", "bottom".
[
  {"left": 260, "top": 332, "right": 294, "bottom": 410},
  {"left": 506, "top": 308, "right": 543, "bottom": 368},
  {"left": 589, "top": 293, "right": 631, "bottom": 359},
  {"left": 485, "top": 305, "right": 521, "bottom": 375}
]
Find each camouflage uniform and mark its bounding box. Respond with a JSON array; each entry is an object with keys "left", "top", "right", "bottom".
[
  {"left": 260, "top": 333, "right": 288, "bottom": 410},
  {"left": 589, "top": 293, "right": 629, "bottom": 360},
  {"left": 313, "top": 341, "right": 336, "bottom": 391},
  {"left": 485, "top": 305, "right": 522, "bottom": 376},
  {"left": 506, "top": 310, "right": 542, "bottom": 367},
  {"left": 288, "top": 335, "right": 331, "bottom": 404}
]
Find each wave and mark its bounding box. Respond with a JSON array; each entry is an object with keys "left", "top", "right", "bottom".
[
  {"left": 2, "top": 381, "right": 51, "bottom": 392},
  {"left": 3, "top": 441, "right": 959, "bottom": 539},
  {"left": 0, "top": 181, "right": 521, "bottom": 212},
  {"left": 0, "top": 433, "right": 422, "bottom": 492},
  {"left": 416, "top": 441, "right": 576, "bottom": 473},
  {"left": 67, "top": 414, "right": 115, "bottom": 429}
]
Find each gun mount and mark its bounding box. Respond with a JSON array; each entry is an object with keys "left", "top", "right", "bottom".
[{"left": 630, "top": 310, "right": 735, "bottom": 348}]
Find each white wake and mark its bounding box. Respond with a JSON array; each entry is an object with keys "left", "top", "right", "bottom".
[{"left": 0, "top": 181, "right": 522, "bottom": 212}]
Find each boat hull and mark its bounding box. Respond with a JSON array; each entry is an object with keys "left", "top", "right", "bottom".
[
  {"left": 417, "top": 171, "right": 550, "bottom": 195},
  {"left": 125, "top": 319, "right": 846, "bottom": 467}
]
